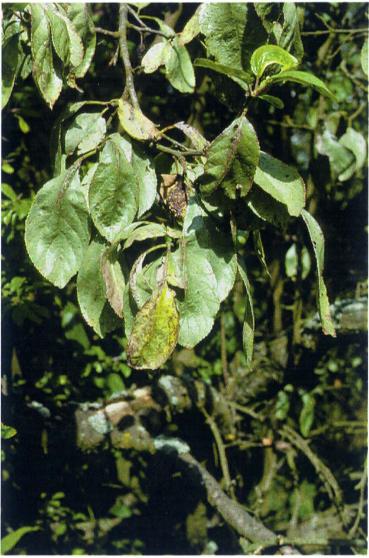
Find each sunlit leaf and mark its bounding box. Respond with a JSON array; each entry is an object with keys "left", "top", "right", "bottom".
[
  {"left": 45, "top": 5, "right": 84, "bottom": 68},
  {"left": 361, "top": 39, "right": 368, "bottom": 76},
  {"left": 1, "top": 526, "right": 40, "bottom": 555},
  {"left": 65, "top": 4, "right": 96, "bottom": 78},
  {"left": 251, "top": 44, "right": 298, "bottom": 78},
  {"left": 118, "top": 99, "right": 159, "bottom": 141},
  {"left": 64, "top": 112, "right": 106, "bottom": 156},
  {"left": 301, "top": 210, "right": 336, "bottom": 337},
  {"left": 165, "top": 38, "right": 195, "bottom": 93},
  {"left": 267, "top": 70, "right": 336, "bottom": 100},
  {"left": 141, "top": 41, "right": 169, "bottom": 73},
  {"left": 25, "top": 167, "right": 90, "bottom": 288},
  {"left": 254, "top": 151, "right": 305, "bottom": 216}
]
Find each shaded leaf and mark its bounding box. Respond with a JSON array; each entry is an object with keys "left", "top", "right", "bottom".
[
  {"left": 174, "top": 121, "right": 208, "bottom": 150},
  {"left": 30, "top": 4, "right": 62, "bottom": 108},
  {"left": 361, "top": 38, "right": 368, "bottom": 76},
  {"left": 89, "top": 139, "right": 138, "bottom": 242},
  {"left": 194, "top": 58, "right": 249, "bottom": 90},
  {"left": 124, "top": 223, "right": 166, "bottom": 250},
  {"left": 101, "top": 247, "right": 126, "bottom": 318},
  {"left": 339, "top": 127, "right": 367, "bottom": 172},
  {"left": 118, "top": 98, "right": 159, "bottom": 141},
  {"left": 50, "top": 101, "right": 87, "bottom": 174},
  {"left": 165, "top": 38, "right": 195, "bottom": 93},
  {"left": 179, "top": 6, "right": 201, "bottom": 45},
  {"left": 200, "top": 116, "right": 260, "bottom": 199},
  {"left": 237, "top": 260, "right": 255, "bottom": 367},
  {"left": 299, "top": 392, "right": 315, "bottom": 437},
  {"left": 2, "top": 30, "right": 22, "bottom": 109},
  {"left": 316, "top": 130, "right": 356, "bottom": 181},
  {"left": 64, "top": 112, "right": 106, "bottom": 156},
  {"left": 254, "top": 151, "right": 305, "bottom": 216},
  {"left": 247, "top": 186, "right": 291, "bottom": 229},
  {"left": 277, "top": 3, "right": 304, "bottom": 61},
  {"left": 259, "top": 94, "right": 284, "bottom": 109},
  {"left": 251, "top": 44, "right": 298, "bottom": 78},
  {"left": 127, "top": 284, "right": 179, "bottom": 370},
  {"left": 301, "top": 210, "right": 336, "bottom": 337},
  {"left": 77, "top": 238, "right": 121, "bottom": 336},
  {"left": 25, "top": 167, "right": 90, "bottom": 288}
]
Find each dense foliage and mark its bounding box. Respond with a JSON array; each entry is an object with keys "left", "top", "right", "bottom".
[{"left": 2, "top": 2, "right": 368, "bottom": 555}]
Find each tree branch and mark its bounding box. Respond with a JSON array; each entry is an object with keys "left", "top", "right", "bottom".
[{"left": 119, "top": 4, "right": 139, "bottom": 108}]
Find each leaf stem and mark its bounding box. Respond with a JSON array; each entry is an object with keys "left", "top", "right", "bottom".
[
  {"left": 155, "top": 144, "right": 203, "bottom": 158},
  {"left": 119, "top": 4, "right": 140, "bottom": 108}
]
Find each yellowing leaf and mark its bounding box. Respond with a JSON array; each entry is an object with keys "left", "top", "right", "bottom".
[
  {"left": 118, "top": 99, "right": 159, "bottom": 141},
  {"left": 127, "top": 284, "right": 179, "bottom": 370}
]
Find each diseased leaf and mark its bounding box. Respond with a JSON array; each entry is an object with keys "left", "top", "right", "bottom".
[
  {"left": 45, "top": 5, "right": 84, "bottom": 68},
  {"left": 237, "top": 260, "right": 255, "bottom": 366},
  {"left": 30, "top": 4, "right": 63, "bottom": 108},
  {"left": 165, "top": 38, "right": 195, "bottom": 93},
  {"left": 251, "top": 44, "right": 298, "bottom": 78},
  {"left": 127, "top": 283, "right": 179, "bottom": 370},
  {"left": 129, "top": 250, "right": 165, "bottom": 309},
  {"left": 77, "top": 238, "right": 121, "bottom": 337},
  {"left": 25, "top": 167, "right": 90, "bottom": 288},
  {"left": 106, "top": 133, "right": 157, "bottom": 217},
  {"left": 118, "top": 98, "right": 159, "bottom": 141},
  {"left": 174, "top": 121, "right": 208, "bottom": 150},
  {"left": 65, "top": 3, "right": 96, "bottom": 78},
  {"left": 254, "top": 151, "right": 305, "bottom": 216},
  {"left": 101, "top": 246, "right": 126, "bottom": 318},
  {"left": 267, "top": 70, "right": 336, "bottom": 100},
  {"left": 200, "top": 116, "right": 260, "bottom": 199},
  {"left": 89, "top": 139, "right": 138, "bottom": 242},
  {"left": 141, "top": 41, "right": 169, "bottom": 73},
  {"left": 179, "top": 6, "right": 201, "bottom": 45},
  {"left": 64, "top": 112, "right": 106, "bottom": 156},
  {"left": 1, "top": 526, "right": 40, "bottom": 555},
  {"left": 301, "top": 209, "right": 336, "bottom": 337}
]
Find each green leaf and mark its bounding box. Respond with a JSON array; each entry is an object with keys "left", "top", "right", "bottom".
[
  {"left": 45, "top": 5, "right": 84, "bottom": 68},
  {"left": 254, "top": 152, "right": 305, "bottom": 216},
  {"left": 1, "top": 526, "right": 40, "bottom": 554},
  {"left": 65, "top": 4, "right": 96, "bottom": 78},
  {"left": 258, "top": 94, "right": 284, "bottom": 109},
  {"left": 200, "top": 116, "right": 260, "bottom": 199},
  {"left": 89, "top": 139, "right": 138, "bottom": 242},
  {"left": 179, "top": 6, "right": 201, "bottom": 45},
  {"left": 194, "top": 58, "right": 249, "bottom": 90},
  {"left": 104, "top": 133, "right": 157, "bottom": 218},
  {"left": 2, "top": 31, "right": 21, "bottom": 109},
  {"left": 339, "top": 127, "right": 367, "bottom": 172},
  {"left": 174, "top": 122, "right": 208, "bottom": 150},
  {"left": 276, "top": 3, "right": 304, "bottom": 61},
  {"left": 165, "top": 38, "right": 195, "bottom": 93},
  {"left": 31, "top": 4, "right": 63, "bottom": 108},
  {"left": 251, "top": 44, "right": 298, "bottom": 78},
  {"left": 301, "top": 210, "right": 336, "bottom": 337},
  {"left": 77, "top": 238, "right": 121, "bottom": 337},
  {"left": 127, "top": 283, "right": 179, "bottom": 370},
  {"left": 199, "top": 3, "right": 248, "bottom": 70},
  {"left": 361, "top": 39, "right": 368, "bottom": 76},
  {"left": 1, "top": 423, "right": 17, "bottom": 440},
  {"left": 267, "top": 70, "right": 336, "bottom": 100},
  {"left": 64, "top": 112, "right": 106, "bottom": 156},
  {"left": 316, "top": 130, "right": 356, "bottom": 181},
  {"left": 25, "top": 167, "right": 90, "bottom": 288},
  {"left": 50, "top": 101, "right": 87, "bottom": 175},
  {"left": 101, "top": 246, "right": 126, "bottom": 318},
  {"left": 141, "top": 41, "right": 169, "bottom": 73},
  {"left": 176, "top": 239, "right": 220, "bottom": 348},
  {"left": 237, "top": 260, "right": 255, "bottom": 367},
  {"left": 118, "top": 98, "right": 159, "bottom": 141},
  {"left": 247, "top": 186, "right": 292, "bottom": 229},
  {"left": 124, "top": 223, "right": 166, "bottom": 250},
  {"left": 183, "top": 195, "right": 237, "bottom": 302},
  {"left": 299, "top": 392, "right": 315, "bottom": 437},
  {"left": 285, "top": 243, "right": 311, "bottom": 280}
]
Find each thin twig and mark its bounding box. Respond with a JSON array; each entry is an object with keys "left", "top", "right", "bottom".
[
  {"left": 155, "top": 143, "right": 203, "bottom": 157},
  {"left": 220, "top": 313, "right": 229, "bottom": 386},
  {"left": 119, "top": 4, "right": 139, "bottom": 108},
  {"left": 348, "top": 459, "right": 367, "bottom": 538},
  {"left": 302, "top": 27, "right": 368, "bottom": 36},
  {"left": 95, "top": 26, "right": 119, "bottom": 38}
]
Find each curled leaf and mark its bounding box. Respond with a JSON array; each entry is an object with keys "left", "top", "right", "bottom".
[
  {"left": 127, "top": 284, "right": 179, "bottom": 370},
  {"left": 118, "top": 99, "right": 159, "bottom": 141}
]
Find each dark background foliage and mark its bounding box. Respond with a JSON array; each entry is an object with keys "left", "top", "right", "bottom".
[{"left": 2, "top": 2, "right": 368, "bottom": 555}]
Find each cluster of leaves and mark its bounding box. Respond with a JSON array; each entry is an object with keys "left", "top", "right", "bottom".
[
  {"left": 4, "top": 2, "right": 340, "bottom": 374},
  {"left": 2, "top": 2, "right": 367, "bottom": 555}
]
